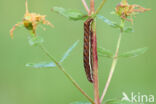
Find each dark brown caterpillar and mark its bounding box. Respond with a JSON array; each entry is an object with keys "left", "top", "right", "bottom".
[{"left": 83, "top": 18, "right": 94, "bottom": 83}]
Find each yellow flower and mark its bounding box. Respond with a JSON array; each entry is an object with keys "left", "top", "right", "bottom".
[
  {"left": 10, "top": 0, "right": 54, "bottom": 38},
  {"left": 115, "top": 0, "right": 150, "bottom": 22}
]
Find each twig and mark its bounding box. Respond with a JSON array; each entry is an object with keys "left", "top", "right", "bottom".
[
  {"left": 100, "top": 30, "right": 123, "bottom": 103},
  {"left": 81, "top": 0, "right": 90, "bottom": 14},
  {"left": 38, "top": 44, "right": 95, "bottom": 104},
  {"left": 95, "top": 0, "right": 107, "bottom": 16},
  {"left": 90, "top": 0, "right": 95, "bottom": 13}
]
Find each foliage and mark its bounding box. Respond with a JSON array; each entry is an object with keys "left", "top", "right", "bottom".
[
  {"left": 52, "top": 7, "right": 88, "bottom": 21},
  {"left": 97, "top": 15, "right": 121, "bottom": 28},
  {"left": 28, "top": 36, "right": 44, "bottom": 46},
  {"left": 9, "top": 0, "right": 150, "bottom": 104},
  {"left": 26, "top": 40, "right": 79, "bottom": 68},
  {"left": 104, "top": 99, "right": 136, "bottom": 104},
  {"left": 98, "top": 47, "right": 113, "bottom": 58},
  {"left": 118, "top": 47, "right": 148, "bottom": 58}
]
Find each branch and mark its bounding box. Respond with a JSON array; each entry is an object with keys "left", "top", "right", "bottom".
[
  {"left": 90, "top": 0, "right": 95, "bottom": 14},
  {"left": 81, "top": 0, "right": 90, "bottom": 14},
  {"left": 100, "top": 30, "right": 123, "bottom": 103},
  {"left": 95, "top": 0, "right": 107, "bottom": 16},
  {"left": 39, "top": 45, "right": 95, "bottom": 104}
]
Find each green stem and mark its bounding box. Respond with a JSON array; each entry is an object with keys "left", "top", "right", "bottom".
[
  {"left": 94, "top": 0, "right": 107, "bottom": 16},
  {"left": 38, "top": 45, "right": 95, "bottom": 104},
  {"left": 100, "top": 30, "right": 123, "bottom": 103}
]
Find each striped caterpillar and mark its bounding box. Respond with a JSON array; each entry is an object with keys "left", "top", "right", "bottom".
[{"left": 83, "top": 18, "right": 94, "bottom": 83}]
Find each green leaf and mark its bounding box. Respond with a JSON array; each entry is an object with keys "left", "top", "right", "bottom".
[
  {"left": 98, "top": 47, "right": 113, "bottom": 58},
  {"left": 104, "top": 99, "right": 135, "bottom": 104},
  {"left": 123, "top": 27, "right": 134, "bottom": 33},
  {"left": 52, "top": 7, "right": 88, "bottom": 21},
  {"left": 26, "top": 62, "right": 56, "bottom": 68},
  {"left": 28, "top": 36, "right": 44, "bottom": 46},
  {"left": 118, "top": 47, "right": 148, "bottom": 58},
  {"left": 59, "top": 40, "right": 79, "bottom": 63},
  {"left": 70, "top": 102, "right": 91, "bottom": 104},
  {"left": 97, "top": 15, "right": 121, "bottom": 28},
  {"left": 26, "top": 40, "right": 79, "bottom": 68}
]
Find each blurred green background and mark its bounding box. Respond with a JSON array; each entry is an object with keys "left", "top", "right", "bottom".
[{"left": 0, "top": 0, "right": 155, "bottom": 104}]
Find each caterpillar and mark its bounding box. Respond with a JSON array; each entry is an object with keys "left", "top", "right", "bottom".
[{"left": 83, "top": 18, "right": 94, "bottom": 83}]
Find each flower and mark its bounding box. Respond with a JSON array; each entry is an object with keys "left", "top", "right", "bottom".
[
  {"left": 10, "top": 0, "right": 54, "bottom": 38},
  {"left": 115, "top": 0, "right": 150, "bottom": 22}
]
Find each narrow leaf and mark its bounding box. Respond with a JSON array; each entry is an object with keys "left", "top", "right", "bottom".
[
  {"left": 26, "top": 62, "right": 56, "bottom": 68},
  {"left": 119, "top": 47, "right": 148, "bottom": 58},
  {"left": 52, "top": 7, "right": 88, "bottom": 21},
  {"left": 59, "top": 40, "right": 79, "bottom": 63},
  {"left": 97, "top": 15, "right": 121, "bottom": 28},
  {"left": 26, "top": 40, "right": 79, "bottom": 68},
  {"left": 104, "top": 99, "right": 136, "bottom": 104},
  {"left": 28, "top": 36, "right": 44, "bottom": 46},
  {"left": 98, "top": 47, "right": 113, "bottom": 58},
  {"left": 123, "top": 27, "right": 134, "bottom": 33}
]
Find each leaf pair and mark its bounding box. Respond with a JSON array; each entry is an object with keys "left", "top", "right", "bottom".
[
  {"left": 26, "top": 40, "right": 79, "bottom": 68},
  {"left": 98, "top": 47, "right": 148, "bottom": 58},
  {"left": 52, "top": 7, "right": 134, "bottom": 34}
]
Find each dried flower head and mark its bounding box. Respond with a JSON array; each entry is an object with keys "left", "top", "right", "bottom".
[
  {"left": 115, "top": 0, "right": 151, "bottom": 22},
  {"left": 10, "top": 0, "right": 54, "bottom": 38}
]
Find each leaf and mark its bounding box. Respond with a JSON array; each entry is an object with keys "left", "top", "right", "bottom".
[
  {"left": 26, "top": 62, "right": 56, "bottom": 68},
  {"left": 118, "top": 47, "right": 148, "bottom": 58},
  {"left": 70, "top": 102, "right": 91, "bottom": 104},
  {"left": 110, "top": 11, "right": 116, "bottom": 15},
  {"left": 59, "top": 40, "right": 79, "bottom": 63},
  {"left": 28, "top": 36, "right": 44, "bottom": 46},
  {"left": 52, "top": 7, "right": 88, "bottom": 21},
  {"left": 26, "top": 40, "right": 79, "bottom": 68},
  {"left": 123, "top": 27, "right": 134, "bottom": 33},
  {"left": 98, "top": 47, "right": 113, "bottom": 58},
  {"left": 97, "top": 15, "right": 121, "bottom": 28},
  {"left": 104, "top": 99, "right": 136, "bottom": 104}
]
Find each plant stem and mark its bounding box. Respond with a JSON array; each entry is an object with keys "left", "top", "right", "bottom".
[
  {"left": 92, "top": 20, "right": 100, "bottom": 104},
  {"left": 90, "top": 0, "right": 95, "bottom": 13},
  {"left": 82, "top": 0, "right": 90, "bottom": 14},
  {"left": 90, "top": 0, "right": 100, "bottom": 103},
  {"left": 38, "top": 45, "right": 95, "bottom": 104},
  {"left": 100, "top": 30, "right": 123, "bottom": 103},
  {"left": 95, "top": 0, "right": 107, "bottom": 16}
]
